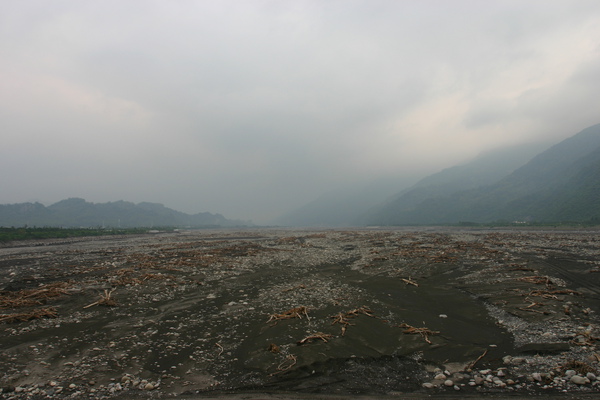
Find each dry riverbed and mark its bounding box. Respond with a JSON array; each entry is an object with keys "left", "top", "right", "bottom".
[{"left": 1, "top": 228, "right": 600, "bottom": 399}]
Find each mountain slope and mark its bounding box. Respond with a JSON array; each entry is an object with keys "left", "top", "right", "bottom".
[
  {"left": 0, "top": 198, "right": 249, "bottom": 228},
  {"left": 379, "top": 142, "right": 549, "bottom": 212},
  {"left": 366, "top": 123, "right": 600, "bottom": 225},
  {"left": 272, "top": 177, "right": 415, "bottom": 227}
]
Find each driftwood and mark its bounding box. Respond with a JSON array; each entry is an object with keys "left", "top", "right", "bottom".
[
  {"left": 397, "top": 323, "right": 439, "bottom": 344},
  {"left": 267, "top": 306, "right": 309, "bottom": 323},
  {"left": 330, "top": 306, "right": 374, "bottom": 335},
  {"left": 528, "top": 289, "right": 581, "bottom": 298},
  {"left": 518, "top": 276, "right": 554, "bottom": 286},
  {"left": 517, "top": 300, "right": 551, "bottom": 315},
  {"left": 84, "top": 288, "right": 117, "bottom": 309},
  {"left": 467, "top": 349, "right": 488, "bottom": 370},
  {"left": 401, "top": 277, "right": 419, "bottom": 287},
  {"left": 215, "top": 342, "right": 224, "bottom": 356},
  {"left": 270, "top": 354, "right": 297, "bottom": 376},
  {"left": 0, "top": 307, "right": 58, "bottom": 323},
  {"left": 0, "top": 281, "right": 71, "bottom": 309},
  {"left": 297, "top": 332, "right": 334, "bottom": 345}
]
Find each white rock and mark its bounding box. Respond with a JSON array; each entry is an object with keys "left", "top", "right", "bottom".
[
  {"left": 565, "top": 370, "right": 576, "bottom": 378},
  {"left": 444, "top": 379, "right": 454, "bottom": 387},
  {"left": 532, "top": 372, "right": 542, "bottom": 382},
  {"left": 144, "top": 383, "right": 155, "bottom": 390},
  {"left": 570, "top": 375, "right": 589, "bottom": 385},
  {"left": 439, "top": 314, "right": 448, "bottom": 318},
  {"left": 434, "top": 373, "right": 447, "bottom": 380},
  {"left": 422, "top": 382, "right": 434, "bottom": 389}
]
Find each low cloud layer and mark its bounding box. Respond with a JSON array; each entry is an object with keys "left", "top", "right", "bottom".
[{"left": 2, "top": 1, "right": 599, "bottom": 222}]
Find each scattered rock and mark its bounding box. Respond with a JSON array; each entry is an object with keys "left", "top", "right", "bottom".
[{"left": 570, "top": 375, "right": 590, "bottom": 385}]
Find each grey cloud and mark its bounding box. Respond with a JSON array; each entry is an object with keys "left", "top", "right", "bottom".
[{"left": 1, "top": 1, "right": 600, "bottom": 222}]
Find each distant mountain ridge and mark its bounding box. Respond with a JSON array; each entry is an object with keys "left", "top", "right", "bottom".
[
  {"left": 0, "top": 198, "right": 250, "bottom": 228},
  {"left": 271, "top": 176, "right": 415, "bottom": 227},
  {"left": 380, "top": 142, "right": 550, "bottom": 211},
  {"left": 365, "top": 123, "right": 600, "bottom": 225}
]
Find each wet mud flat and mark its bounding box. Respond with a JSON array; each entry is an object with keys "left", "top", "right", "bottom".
[{"left": 1, "top": 228, "right": 600, "bottom": 399}]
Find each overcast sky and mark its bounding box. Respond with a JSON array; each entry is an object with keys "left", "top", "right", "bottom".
[{"left": 1, "top": 1, "right": 599, "bottom": 223}]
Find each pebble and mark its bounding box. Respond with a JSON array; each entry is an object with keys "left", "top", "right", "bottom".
[
  {"left": 434, "top": 373, "right": 447, "bottom": 380},
  {"left": 586, "top": 372, "right": 596, "bottom": 381},
  {"left": 444, "top": 379, "right": 454, "bottom": 387},
  {"left": 422, "top": 382, "right": 434, "bottom": 389},
  {"left": 144, "top": 382, "right": 155, "bottom": 390}
]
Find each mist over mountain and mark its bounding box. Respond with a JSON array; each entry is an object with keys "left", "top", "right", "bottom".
[
  {"left": 0, "top": 198, "right": 250, "bottom": 228},
  {"left": 378, "top": 142, "right": 551, "bottom": 211},
  {"left": 271, "top": 176, "right": 416, "bottom": 227},
  {"left": 366, "top": 123, "right": 600, "bottom": 225}
]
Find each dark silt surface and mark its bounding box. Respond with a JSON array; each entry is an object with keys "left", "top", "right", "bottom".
[{"left": 1, "top": 228, "right": 599, "bottom": 398}]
